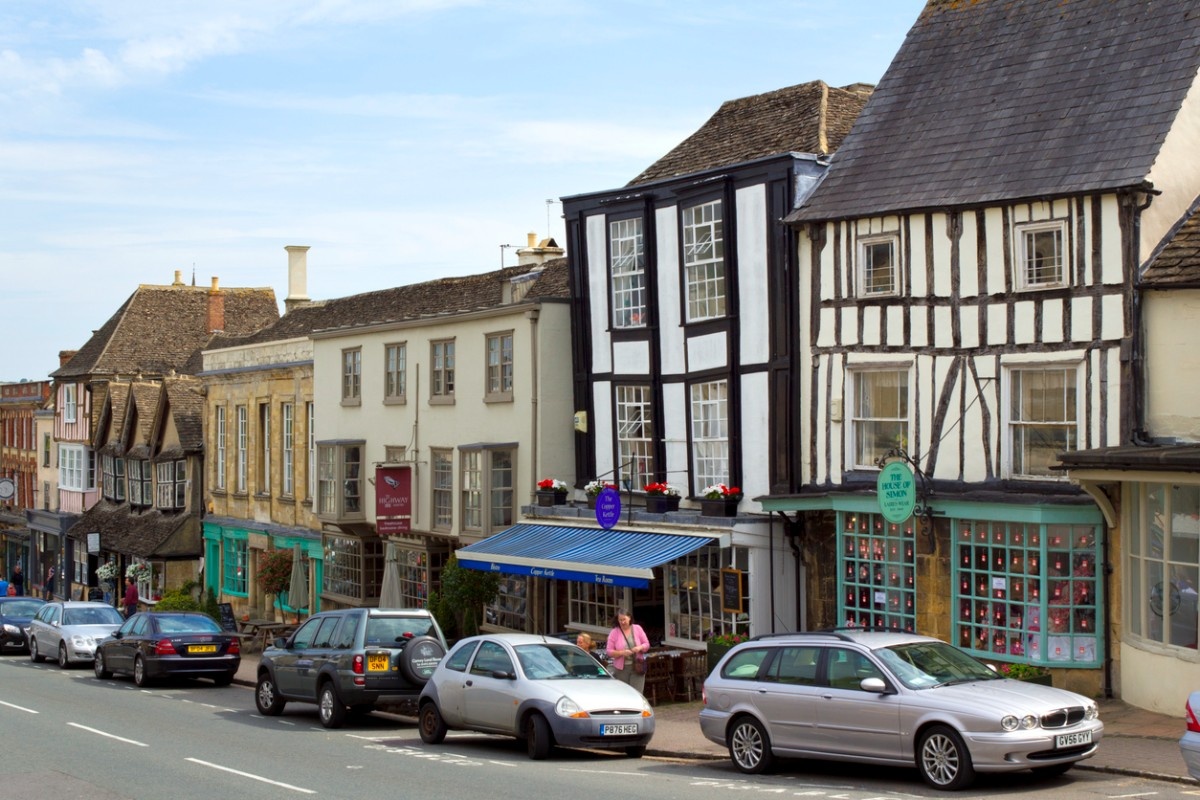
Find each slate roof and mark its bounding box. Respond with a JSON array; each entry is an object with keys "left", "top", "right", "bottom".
[
  {"left": 53, "top": 283, "right": 279, "bottom": 379},
  {"left": 627, "top": 81, "right": 872, "bottom": 187},
  {"left": 208, "top": 258, "right": 568, "bottom": 348},
  {"left": 1143, "top": 204, "right": 1200, "bottom": 285},
  {"left": 68, "top": 501, "right": 199, "bottom": 558},
  {"left": 790, "top": 0, "right": 1200, "bottom": 223}
]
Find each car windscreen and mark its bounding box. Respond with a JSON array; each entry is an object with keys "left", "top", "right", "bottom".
[
  {"left": 515, "top": 643, "right": 610, "bottom": 680},
  {"left": 1, "top": 600, "right": 43, "bottom": 617},
  {"left": 155, "top": 614, "right": 221, "bottom": 634},
  {"left": 876, "top": 641, "right": 1000, "bottom": 689},
  {"left": 63, "top": 606, "right": 123, "bottom": 626},
  {"left": 365, "top": 616, "right": 432, "bottom": 645}
]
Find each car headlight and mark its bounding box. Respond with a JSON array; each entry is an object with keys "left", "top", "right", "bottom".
[
  {"left": 70, "top": 635, "right": 94, "bottom": 648},
  {"left": 555, "top": 696, "right": 588, "bottom": 718},
  {"left": 1085, "top": 703, "right": 1099, "bottom": 721},
  {"left": 1001, "top": 714, "right": 1039, "bottom": 731},
  {"left": 2, "top": 623, "right": 21, "bottom": 635}
]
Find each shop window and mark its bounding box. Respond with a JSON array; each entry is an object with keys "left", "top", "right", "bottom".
[
  {"left": 666, "top": 544, "right": 749, "bottom": 646},
  {"left": 322, "top": 533, "right": 383, "bottom": 604},
  {"left": 397, "top": 546, "right": 449, "bottom": 609},
  {"left": 838, "top": 512, "right": 917, "bottom": 631},
  {"left": 487, "top": 575, "right": 529, "bottom": 631},
  {"left": 224, "top": 538, "right": 248, "bottom": 595},
  {"left": 569, "top": 582, "right": 622, "bottom": 631},
  {"left": 952, "top": 521, "right": 1101, "bottom": 666},
  {"left": 1127, "top": 482, "right": 1200, "bottom": 650},
  {"left": 316, "top": 442, "right": 364, "bottom": 522}
]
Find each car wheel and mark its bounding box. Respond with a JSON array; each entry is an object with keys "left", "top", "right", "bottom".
[
  {"left": 526, "top": 713, "right": 553, "bottom": 760},
  {"left": 728, "top": 715, "right": 773, "bottom": 774},
  {"left": 57, "top": 643, "right": 71, "bottom": 669},
  {"left": 398, "top": 636, "right": 447, "bottom": 684},
  {"left": 625, "top": 745, "right": 646, "bottom": 758},
  {"left": 133, "top": 655, "right": 152, "bottom": 687},
  {"left": 318, "top": 682, "right": 347, "bottom": 729},
  {"left": 94, "top": 650, "right": 112, "bottom": 679},
  {"left": 28, "top": 636, "right": 43, "bottom": 663},
  {"left": 917, "top": 725, "right": 976, "bottom": 790},
  {"left": 419, "top": 701, "right": 447, "bottom": 744},
  {"left": 1032, "top": 762, "right": 1072, "bottom": 778},
  {"left": 212, "top": 672, "right": 234, "bottom": 687},
  {"left": 255, "top": 673, "right": 286, "bottom": 716}
]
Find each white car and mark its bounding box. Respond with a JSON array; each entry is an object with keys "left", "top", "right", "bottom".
[
  {"left": 28, "top": 601, "right": 124, "bottom": 668},
  {"left": 418, "top": 633, "right": 654, "bottom": 759},
  {"left": 1180, "top": 691, "right": 1200, "bottom": 779}
]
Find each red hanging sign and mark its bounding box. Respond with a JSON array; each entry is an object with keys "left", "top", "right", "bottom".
[{"left": 375, "top": 465, "right": 412, "bottom": 534}]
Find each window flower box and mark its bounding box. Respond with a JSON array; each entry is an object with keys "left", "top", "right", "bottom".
[
  {"left": 645, "top": 495, "right": 681, "bottom": 514},
  {"left": 536, "top": 478, "right": 569, "bottom": 506},
  {"left": 700, "top": 498, "right": 740, "bottom": 517}
]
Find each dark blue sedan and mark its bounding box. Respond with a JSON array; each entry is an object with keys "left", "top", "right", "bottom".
[{"left": 0, "top": 597, "right": 46, "bottom": 654}]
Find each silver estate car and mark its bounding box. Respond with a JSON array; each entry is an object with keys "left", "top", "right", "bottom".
[
  {"left": 700, "top": 630, "right": 1102, "bottom": 790},
  {"left": 28, "top": 601, "right": 124, "bottom": 668}
]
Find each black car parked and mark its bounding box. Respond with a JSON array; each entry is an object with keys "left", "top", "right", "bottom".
[
  {"left": 93, "top": 611, "right": 241, "bottom": 687},
  {"left": 0, "top": 597, "right": 45, "bottom": 654},
  {"left": 254, "top": 607, "right": 447, "bottom": 728}
]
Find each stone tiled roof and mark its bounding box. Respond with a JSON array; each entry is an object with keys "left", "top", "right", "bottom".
[
  {"left": 209, "top": 259, "right": 569, "bottom": 347},
  {"left": 1144, "top": 204, "right": 1200, "bottom": 285},
  {"left": 125, "top": 382, "right": 160, "bottom": 458},
  {"left": 68, "top": 501, "right": 200, "bottom": 558},
  {"left": 790, "top": 0, "right": 1200, "bottom": 222},
  {"left": 162, "top": 376, "right": 205, "bottom": 453},
  {"left": 52, "top": 283, "right": 279, "bottom": 379},
  {"left": 627, "top": 81, "right": 871, "bottom": 187}
]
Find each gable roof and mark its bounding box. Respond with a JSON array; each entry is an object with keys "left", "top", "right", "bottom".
[
  {"left": 1143, "top": 201, "right": 1200, "bottom": 286},
  {"left": 789, "top": 0, "right": 1200, "bottom": 223},
  {"left": 627, "top": 81, "right": 872, "bottom": 187},
  {"left": 52, "top": 283, "right": 279, "bottom": 379},
  {"left": 207, "top": 258, "right": 569, "bottom": 348}
]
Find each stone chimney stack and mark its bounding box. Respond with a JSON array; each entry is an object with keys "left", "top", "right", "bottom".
[
  {"left": 285, "top": 245, "right": 312, "bottom": 313},
  {"left": 207, "top": 277, "right": 225, "bottom": 333},
  {"left": 58, "top": 350, "right": 78, "bottom": 368},
  {"left": 516, "top": 232, "right": 564, "bottom": 266},
  {"left": 172, "top": 270, "right": 184, "bottom": 286}
]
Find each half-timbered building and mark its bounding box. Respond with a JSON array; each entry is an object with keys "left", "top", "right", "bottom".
[
  {"left": 553, "top": 81, "right": 870, "bottom": 647},
  {"left": 776, "top": 0, "right": 1200, "bottom": 699}
]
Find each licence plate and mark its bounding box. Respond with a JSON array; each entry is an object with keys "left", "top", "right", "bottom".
[
  {"left": 367, "top": 652, "right": 390, "bottom": 672},
  {"left": 188, "top": 644, "right": 218, "bottom": 654},
  {"left": 600, "top": 724, "right": 638, "bottom": 736},
  {"left": 1055, "top": 730, "right": 1093, "bottom": 748}
]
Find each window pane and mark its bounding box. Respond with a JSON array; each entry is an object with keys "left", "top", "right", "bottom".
[
  {"left": 610, "top": 217, "right": 646, "bottom": 328},
  {"left": 683, "top": 201, "right": 726, "bottom": 322}
]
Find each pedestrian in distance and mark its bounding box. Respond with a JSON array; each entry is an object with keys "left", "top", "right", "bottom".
[
  {"left": 605, "top": 607, "right": 650, "bottom": 693},
  {"left": 43, "top": 565, "right": 55, "bottom": 600},
  {"left": 10, "top": 564, "right": 24, "bottom": 596},
  {"left": 123, "top": 576, "right": 139, "bottom": 619},
  {"left": 0, "top": 575, "right": 8, "bottom": 597}
]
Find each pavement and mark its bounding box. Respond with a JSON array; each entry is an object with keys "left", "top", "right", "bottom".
[{"left": 232, "top": 653, "right": 1195, "bottom": 784}]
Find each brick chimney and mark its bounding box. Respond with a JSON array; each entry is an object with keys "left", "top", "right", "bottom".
[
  {"left": 285, "top": 245, "right": 312, "bottom": 313},
  {"left": 58, "top": 350, "right": 78, "bottom": 368},
  {"left": 207, "top": 277, "right": 225, "bottom": 333}
]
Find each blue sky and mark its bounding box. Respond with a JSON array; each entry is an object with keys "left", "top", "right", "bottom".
[{"left": 0, "top": 0, "right": 925, "bottom": 381}]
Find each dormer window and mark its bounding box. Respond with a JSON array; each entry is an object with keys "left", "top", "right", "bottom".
[{"left": 1016, "top": 220, "right": 1067, "bottom": 289}]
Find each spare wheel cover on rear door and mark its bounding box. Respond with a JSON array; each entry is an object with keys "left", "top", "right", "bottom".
[{"left": 399, "top": 636, "right": 446, "bottom": 684}]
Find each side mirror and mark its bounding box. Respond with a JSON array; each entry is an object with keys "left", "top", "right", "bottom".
[
  {"left": 491, "top": 670, "right": 514, "bottom": 680},
  {"left": 860, "top": 677, "right": 890, "bottom": 694},
  {"left": 111, "top": 631, "right": 123, "bottom": 640},
  {"left": 273, "top": 636, "right": 289, "bottom": 649}
]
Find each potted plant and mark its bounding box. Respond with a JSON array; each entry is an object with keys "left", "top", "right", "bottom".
[
  {"left": 997, "top": 662, "right": 1053, "bottom": 685},
  {"left": 536, "top": 477, "right": 569, "bottom": 506},
  {"left": 584, "top": 480, "right": 618, "bottom": 509},
  {"left": 643, "top": 482, "right": 681, "bottom": 514},
  {"left": 706, "top": 630, "right": 748, "bottom": 673},
  {"left": 700, "top": 483, "right": 743, "bottom": 517}
]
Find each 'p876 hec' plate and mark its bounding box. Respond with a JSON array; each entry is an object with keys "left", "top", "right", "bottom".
[
  {"left": 1055, "top": 730, "right": 1092, "bottom": 748},
  {"left": 600, "top": 723, "right": 638, "bottom": 736}
]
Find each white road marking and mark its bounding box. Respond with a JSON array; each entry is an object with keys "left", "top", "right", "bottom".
[
  {"left": 185, "top": 757, "right": 316, "bottom": 794},
  {"left": 0, "top": 699, "right": 38, "bottom": 714},
  {"left": 67, "top": 722, "right": 148, "bottom": 746}
]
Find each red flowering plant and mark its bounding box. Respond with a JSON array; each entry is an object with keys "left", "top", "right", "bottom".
[
  {"left": 537, "top": 478, "right": 568, "bottom": 492},
  {"left": 643, "top": 481, "right": 680, "bottom": 497},
  {"left": 584, "top": 480, "right": 618, "bottom": 498},
  {"left": 702, "top": 483, "right": 743, "bottom": 500},
  {"left": 709, "top": 631, "right": 749, "bottom": 648}
]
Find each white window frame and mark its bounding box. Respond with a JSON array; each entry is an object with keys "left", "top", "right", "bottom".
[
  {"left": 1003, "top": 363, "right": 1081, "bottom": 479},
  {"left": 682, "top": 200, "right": 726, "bottom": 322},
  {"left": 385, "top": 342, "right": 407, "bottom": 403},
  {"left": 431, "top": 340, "right": 455, "bottom": 402},
  {"left": 849, "top": 368, "right": 911, "bottom": 469},
  {"left": 215, "top": 406, "right": 227, "bottom": 490},
  {"left": 610, "top": 217, "right": 646, "bottom": 328},
  {"left": 128, "top": 458, "right": 151, "bottom": 506},
  {"left": 59, "top": 444, "right": 87, "bottom": 491},
  {"left": 459, "top": 446, "right": 514, "bottom": 535},
  {"left": 1016, "top": 219, "right": 1067, "bottom": 290},
  {"left": 1127, "top": 481, "right": 1200, "bottom": 651},
  {"left": 316, "top": 442, "right": 364, "bottom": 521},
  {"left": 156, "top": 459, "right": 186, "bottom": 509},
  {"left": 615, "top": 385, "right": 654, "bottom": 491},
  {"left": 62, "top": 384, "right": 77, "bottom": 424},
  {"left": 258, "top": 402, "right": 271, "bottom": 494},
  {"left": 689, "top": 380, "right": 729, "bottom": 495},
  {"left": 431, "top": 448, "right": 453, "bottom": 531},
  {"left": 485, "top": 331, "right": 513, "bottom": 402},
  {"left": 282, "top": 402, "right": 294, "bottom": 496},
  {"left": 236, "top": 406, "right": 248, "bottom": 493},
  {"left": 857, "top": 234, "right": 900, "bottom": 297},
  {"left": 306, "top": 402, "right": 315, "bottom": 500}
]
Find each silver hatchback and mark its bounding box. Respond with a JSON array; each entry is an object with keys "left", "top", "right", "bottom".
[{"left": 700, "top": 630, "right": 1102, "bottom": 790}]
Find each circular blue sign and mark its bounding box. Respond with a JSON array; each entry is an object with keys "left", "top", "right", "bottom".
[{"left": 596, "top": 487, "right": 621, "bottom": 529}]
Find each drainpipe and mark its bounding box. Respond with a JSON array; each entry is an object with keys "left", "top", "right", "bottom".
[{"left": 527, "top": 309, "right": 540, "bottom": 503}]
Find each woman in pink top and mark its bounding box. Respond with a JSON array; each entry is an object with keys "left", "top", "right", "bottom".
[{"left": 605, "top": 607, "right": 650, "bottom": 693}]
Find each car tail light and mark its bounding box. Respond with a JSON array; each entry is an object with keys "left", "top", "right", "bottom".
[
  {"left": 228, "top": 639, "right": 240, "bottom": 655},
  {"left": 1186, "top": 698, "right": 1200, "bottom": 733},
  {"left": 155, "top": 639, "right": 177, "bottom": 655},
  {"left": 353, "top": 654, "right": 364, "bottom": 675}
]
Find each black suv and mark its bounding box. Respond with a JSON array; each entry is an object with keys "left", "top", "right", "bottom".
[{"left": 254, "top": 608, "right": 447, "bottom": 728}]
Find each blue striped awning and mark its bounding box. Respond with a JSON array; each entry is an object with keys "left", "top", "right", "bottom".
[{"left": 455, "top": 523, "right": 715, "bottom": 589}]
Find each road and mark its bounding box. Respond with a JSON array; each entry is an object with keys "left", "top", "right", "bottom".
[{"left": 0, "top": 655, "right": 1189, "bottom": 799}]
